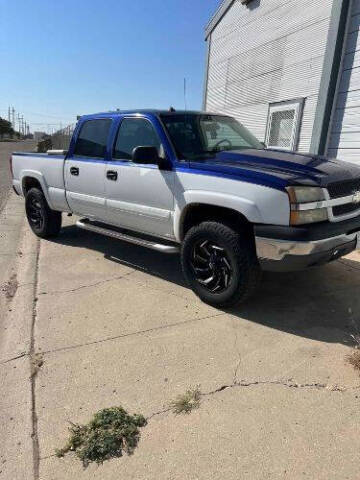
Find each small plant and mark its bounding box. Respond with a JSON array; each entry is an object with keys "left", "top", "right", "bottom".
[
  {"left": 170, "top": 386, "right": 201, "bottom": 414},
  {"left": 30, "top": 353, "right": 44, "bottom": 377},
  {"left": 55, "top": 406, "right": 147, "bottom": 467},
  {"left": 346, "top": 308, "right": 360, "bottom": 374},
  {"left": 346, "top": 350, "right": 360, "bottom": 373},
  {"left": 1, "top": 273, "right": 18, "bottom": 300}
]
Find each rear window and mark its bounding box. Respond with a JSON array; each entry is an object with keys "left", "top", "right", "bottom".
[{"left": 74, "top": 119, "right": 112, "bottom": 158}]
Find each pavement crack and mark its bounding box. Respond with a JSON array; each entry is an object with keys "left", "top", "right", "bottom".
[
  {"left": 232, "top": 325, "right": 242, "bottom": 385},
  {"left": 0, "top": 351, "right": 28, "bottom": 365},
  {"left": 40, "top": 312, "right": 224, "bottom": 356},
  {"left": 39, "top": 454, "right": 57, "bottom": 461},
  {"left": 145, "top": 379, "right": 353, "bottom": 423},
  {"left": 38, "top": 270, "right": 136, "bottom": 295},
  {"left": 146, "top": 406, "right": 173, "bottom": 421},
  {"left": 30, "top": 238, "right": 40, "bottom": 480},
  {"left": 203, "top": 379, "right": 352, "bottom": 397}
]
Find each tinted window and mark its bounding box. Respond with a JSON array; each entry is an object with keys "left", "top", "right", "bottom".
[
  {"left": 74, "top": 119, "right": 112, "bottom": 158},
  {"left": 161, "top": 114, "right": 263, "bottom": 161},
  {"left": 113, "top": 118, "right": 160, "bottom": 160}
]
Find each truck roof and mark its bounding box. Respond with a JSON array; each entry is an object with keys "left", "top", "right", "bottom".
[{"left": 81, "top": 109, "right": 220, "bottom": 119}]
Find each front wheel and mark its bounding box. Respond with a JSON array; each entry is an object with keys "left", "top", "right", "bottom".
[
  {"left": 25, "top": 187, "right": 62, "bottom": 238},
  {"left": 181, "top": 221, "right": 262, "bottom": 308}
]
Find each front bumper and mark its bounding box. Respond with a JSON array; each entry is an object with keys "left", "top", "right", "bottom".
[{"left": 255, "top": 226, "right": 360, "bottom": 272}]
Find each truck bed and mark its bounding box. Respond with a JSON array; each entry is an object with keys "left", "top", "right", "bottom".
[{"left": 12, "top": 151, "right": 68, "bottom": 212}]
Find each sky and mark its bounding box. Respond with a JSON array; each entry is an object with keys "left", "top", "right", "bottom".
[{"left": 0, "top": 0, "right": 220, "bottom": 133}]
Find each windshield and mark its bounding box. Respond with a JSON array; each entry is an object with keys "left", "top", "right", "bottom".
[{"left": 160, "top": 114, "right": 264, "bottom": 161}]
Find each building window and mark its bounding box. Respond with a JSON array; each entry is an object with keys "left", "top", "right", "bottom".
[{"left": 265, "top": 99, "right": 304, "bottom": 151}]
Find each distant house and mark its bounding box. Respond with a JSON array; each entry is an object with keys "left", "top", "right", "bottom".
[{"left": 203, "top": 0, "right": 360, "bottom": 163}]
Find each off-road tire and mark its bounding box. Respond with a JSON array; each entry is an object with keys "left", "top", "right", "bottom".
[
  {"left": 181, "top": 221, "right": 262, "bottom": 307},
  {"left": 25, "top": 187, "right": 62, "bottom": 238}
]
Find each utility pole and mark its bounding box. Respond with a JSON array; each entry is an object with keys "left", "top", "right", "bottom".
[
  {"left": 11, "top": 107, "right": 15, "bottom": 130},
  {"left": 17, "top": 114, "right": 24, "bottom": 137},
  {"left": 8, "top": 106, "right": 11, "bottom": 123},
  {"left": 184, "top": 77, "right": 187, "bottom": 110}
]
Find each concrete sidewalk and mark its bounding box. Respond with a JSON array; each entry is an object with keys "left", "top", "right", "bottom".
[{"left": 2, "top": 194, "right": 360, "bottom": 479}]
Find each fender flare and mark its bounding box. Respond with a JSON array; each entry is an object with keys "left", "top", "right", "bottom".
[
  {"left": 20, "top": 170, "right": 54, "bottom": 209},
  {"left": 173, "top": 190, "right": 263, "bottom": 241}
]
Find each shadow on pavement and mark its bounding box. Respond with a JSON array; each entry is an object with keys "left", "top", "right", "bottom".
[{"left": 51, "top": 224, "right": 360, "bottom": 347}]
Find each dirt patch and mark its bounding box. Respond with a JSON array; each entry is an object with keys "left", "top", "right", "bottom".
[{"left": 1, "top": 273, "right": 18, "bottom": 300}]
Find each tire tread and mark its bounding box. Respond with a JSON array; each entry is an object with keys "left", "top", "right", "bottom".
[{"left": 181, "top": 221, "right": 261, "bottom": 307}]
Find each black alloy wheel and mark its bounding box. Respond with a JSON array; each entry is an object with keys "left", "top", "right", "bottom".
[
  {"left": 25, "top": 187, "right": 62, "bottom": 238},
  {"left": 181, "top": 221, "right": 262, "bottom": 307},
  {"left": 190, "top": 240, "right": 233, "bottom": 293},
  {"left": 26, "top": 195, "right": 45, "bottom": 230}
]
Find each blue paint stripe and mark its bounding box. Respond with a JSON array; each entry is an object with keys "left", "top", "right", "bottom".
[
  {"left": 175, "top": 166, "right": 287, "bottom": 192},
  {"left": 67, "top": 157, "right": 160, "bottom": 168},
  {"left": 13, "top": 152, "right": 65, "bottom": 159}
]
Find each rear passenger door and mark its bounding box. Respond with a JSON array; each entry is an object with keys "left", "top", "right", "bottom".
[
  {"left": 65, "top": 118, "right": 112, "bottom": 220},
  {"left": 105, "top": 117, "right": 174, "bottom": 238}
]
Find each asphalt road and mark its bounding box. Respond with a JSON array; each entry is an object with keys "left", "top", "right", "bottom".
[{"left": 0, "top": 139, "right": 37, "bottom": 212}]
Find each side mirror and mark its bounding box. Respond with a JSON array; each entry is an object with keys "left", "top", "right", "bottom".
[{"left": 132, "top": 146, "right": 159, "bottom": 165}]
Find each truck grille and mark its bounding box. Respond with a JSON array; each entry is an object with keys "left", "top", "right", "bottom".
[
  {"left": 327, "top": 179, "right": 360, "bottom": 218},
  {"left": 327, "top": 179, "right": 360, "bottom": 199},
  {"left": 332, "top": 203, "right": 360, "bottom": 216}
]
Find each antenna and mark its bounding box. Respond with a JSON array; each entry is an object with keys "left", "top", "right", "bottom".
[{"left": 184, "top": 77, "right": 187, "bottom": 110}]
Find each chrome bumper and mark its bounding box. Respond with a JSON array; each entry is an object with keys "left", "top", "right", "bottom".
[{"left": 256, "top": 231, "right": 359, "bottom": 262}]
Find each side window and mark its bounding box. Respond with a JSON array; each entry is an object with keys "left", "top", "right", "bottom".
[
  {"left": 113, "top": 118, "right": 161, "bottom": 160},
  {"left": 74, "top": 119, "right": 112, "bottom": 158}
]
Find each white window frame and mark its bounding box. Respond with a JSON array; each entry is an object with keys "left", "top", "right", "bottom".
[{"left": 265, "top": 98, "right": 304, "bottom": 151}]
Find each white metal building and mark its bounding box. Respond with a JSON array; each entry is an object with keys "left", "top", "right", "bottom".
[{"left": 203, "top": 0, "right": 360, "bottom": 163}]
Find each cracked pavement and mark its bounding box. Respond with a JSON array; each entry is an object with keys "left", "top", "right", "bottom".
[{"left": 2, "top": 194, "right": 360, "bottom": 479}]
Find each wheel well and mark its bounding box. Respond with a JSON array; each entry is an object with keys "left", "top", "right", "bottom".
[
  {"left": 181, "top": 204, "right": 253, "bottom": 240},
  {"left": 22, "top": 177, "right": 42, "bottom": 195}
]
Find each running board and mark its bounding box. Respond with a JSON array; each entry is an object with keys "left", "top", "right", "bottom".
[{"left": 76, "top": 218, "right": 180, "bottom": 254}]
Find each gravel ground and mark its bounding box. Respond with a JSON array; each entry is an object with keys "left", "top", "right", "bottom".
[{"left": 0, "top": 140, "right": 37, "bottom": 212}]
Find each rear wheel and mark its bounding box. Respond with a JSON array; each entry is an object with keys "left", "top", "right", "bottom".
[
  {"left": 25, "top": 187, "right": 62, "bottom": 238},
  {"left": 181, "top": 221, "right": 261, "bottom": 307}
]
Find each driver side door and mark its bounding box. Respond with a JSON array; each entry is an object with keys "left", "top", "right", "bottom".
[{"left": 105, "top": 116, "right": 174, "bottom": 238}]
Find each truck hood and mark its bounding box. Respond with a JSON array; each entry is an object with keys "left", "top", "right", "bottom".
[{"left": 189, "top": 149, "right": 360, "bottom": 191}]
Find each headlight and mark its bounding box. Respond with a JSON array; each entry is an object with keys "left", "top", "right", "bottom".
[
  {"left": 290, "top": 208, "right": 328, "bottom": 225},
  {"left": 286, "top": 186, "right": 325, "bottom": 203},
  {"left": 286, "top": 186, "right": 328, "bottom": 225}
]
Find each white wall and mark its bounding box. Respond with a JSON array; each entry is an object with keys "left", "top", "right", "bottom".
[
  {"left": 205, "top": 0, "right": 334, "bottom": 152},
  {"left": 327, "top": 0, "right": 360, "bottom": 162}
]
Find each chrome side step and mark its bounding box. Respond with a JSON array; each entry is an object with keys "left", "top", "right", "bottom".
[{"left": 76, "top": 218, "right": 180, "bottom": 254}]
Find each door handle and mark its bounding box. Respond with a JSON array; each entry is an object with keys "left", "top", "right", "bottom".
[
  {"left": 106, "top": 170, "right": 118, "bottom": 181},
  {"left": 70, "top": 166, "right": 79, "bottom": 176}
]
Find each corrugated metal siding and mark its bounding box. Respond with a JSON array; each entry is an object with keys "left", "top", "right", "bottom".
[
  {"left": 328, "top": 0, "right": 360, "bottom": 162},
  {"left": 205, "top": 0, "right": 334, "bottom": 152}
]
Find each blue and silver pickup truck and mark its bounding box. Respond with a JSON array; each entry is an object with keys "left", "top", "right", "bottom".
[{"left": 10, "top": 109, "right": 360, "bottom": 307}]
